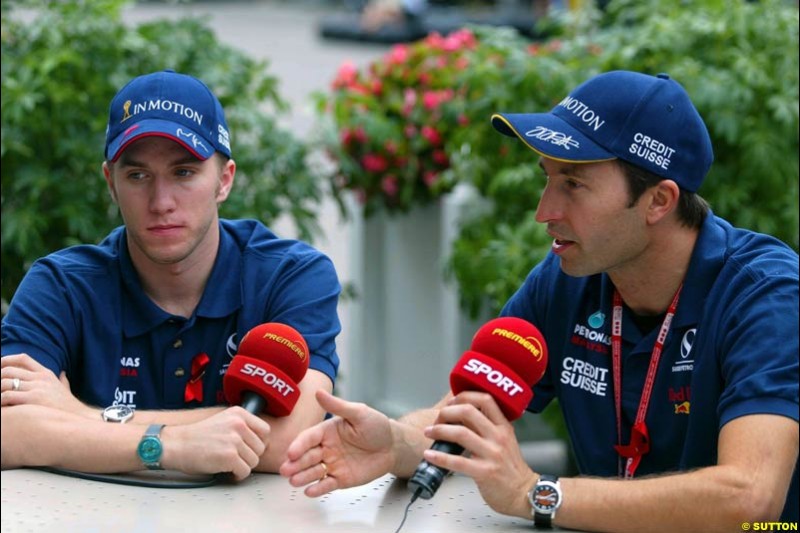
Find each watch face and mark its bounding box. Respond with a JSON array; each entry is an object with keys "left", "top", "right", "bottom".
[
  {"left": 103, "top": 405, "right": 134, "bottom": 423},
  {"left": 532, "top": 483, "right": 560, "bottom": 513},
  {"left": 137, "top": 437, "right": 162, "bottom": 463}
]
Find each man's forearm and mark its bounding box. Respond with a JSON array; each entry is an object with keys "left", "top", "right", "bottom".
[
  {"left": 2, "top": 404, "right": 149, "bottom": 472},
  {"left": 389, "top": 393, "right": 452, "bottom": 478},
  {"left": 551, "top": 466, "right": 759, "bottom": 533}
]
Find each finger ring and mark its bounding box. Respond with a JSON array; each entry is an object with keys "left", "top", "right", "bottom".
[
  {"left": 319, "top": 461, "right": 328, "bottom": 482},
  {"left": 11, "top": 378, "right": 20, "bottom": 392}
]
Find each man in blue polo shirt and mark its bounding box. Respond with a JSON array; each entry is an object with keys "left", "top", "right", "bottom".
[
  {"left": 1, "top": 70, "right": 342, "bottom": 480},
  {"left": 280, "top": 70, "right": 798, "bottom": 529}
]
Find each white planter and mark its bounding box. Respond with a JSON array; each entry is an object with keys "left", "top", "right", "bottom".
[{"left": 345, "top": 184, "right": 489, "bottom": 416}]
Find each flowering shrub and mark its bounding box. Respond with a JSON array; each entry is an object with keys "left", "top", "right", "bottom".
[{"left": 318, "top": 29, "right": 478, "bottom": 216}]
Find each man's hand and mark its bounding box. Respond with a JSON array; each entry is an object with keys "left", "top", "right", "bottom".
[
  {"left": 1, "top": 354, "right": 96, "bottom": 419},
  {"left": 422, "top": 391, "right": 537, "bottom": 518},
  {"left": 162, "top": 406, "right": 271, "bottom": 481},
  {"left": 279, "top": 389, "right": 397, "bottom": 496}
]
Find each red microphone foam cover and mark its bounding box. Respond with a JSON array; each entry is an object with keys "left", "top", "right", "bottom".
[
  {"left": 469, "top": 317, "right": 547, "bottom": 386},
  {"left": 450, "top": 351, "right": 533, "bottom": 421},
  {"left": 237, "top": 323, "right": 310, "bottom": 384},
  {"left": 223, "top": 356, "right": 300, "bottom": 417}
]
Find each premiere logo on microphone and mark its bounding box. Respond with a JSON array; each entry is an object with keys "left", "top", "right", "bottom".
[
  {"left": 240, "top": 363, "right": 296, "bottom": 397},
  {"left": 462, "top": 358, "right": 525, "bottom": 397},
  {"left": 261, "top": 332, "right": 307, "bottom": 362},
  {"left": 490, "top": 327, "right": 545, "bottom": 361}
]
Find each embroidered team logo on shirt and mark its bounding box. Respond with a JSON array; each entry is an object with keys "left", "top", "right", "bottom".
[{"left": 671, "top": 328, "right": 696, "bottom": 373}]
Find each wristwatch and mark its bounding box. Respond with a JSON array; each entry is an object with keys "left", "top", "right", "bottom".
[
  {"left": 528, "top": 474, "right": 563, "bottom": 528},
  {"left": 137, "top": 424, "right": 165, "bottom": 470},
  {"left": 102, "top": 404, "right": 134, "bottom": 423}
]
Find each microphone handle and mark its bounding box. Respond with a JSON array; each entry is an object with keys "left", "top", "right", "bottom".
[
  {"left": 240, "top": 390, "right": 267, "bottom": 415},
  {"left": 407, "top": 440, "right": 465, "bottom": 500}
]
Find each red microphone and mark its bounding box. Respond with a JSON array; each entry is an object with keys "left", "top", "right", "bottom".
[
  {"left": 223, "top": 323, "right": 310, "bottom": 417},
  {"left": 408, "top": 317, "right": 548, "bottom": 500}
]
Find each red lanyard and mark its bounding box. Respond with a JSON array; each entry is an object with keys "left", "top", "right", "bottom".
[{"left": 611, "top": 284, "right": 682, "bottom": 479}]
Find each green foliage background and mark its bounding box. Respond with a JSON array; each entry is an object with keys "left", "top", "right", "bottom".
[
  {"left": 445, "top": 0, "right": 799, "bottom": 319},
  {"left": 1, "top": 0, "right": 323, "bottom": 304}
]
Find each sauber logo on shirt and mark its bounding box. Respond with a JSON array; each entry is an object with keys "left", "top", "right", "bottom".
[
  {"left": 220, "top": 332, "right": 239, "bottom": 376},
  {"left": 671, "top": 328, "right": 696, "bottom": 373},
  {"left": 560, "top": 357, "right": 609, "bottom": 396}
]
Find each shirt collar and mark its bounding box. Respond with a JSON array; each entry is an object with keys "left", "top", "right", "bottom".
[
  {"left": 672, "top": 210, "right": 725, "bottom": 328},
  {"left": 121, "top": 223, "right": 243, "bottom": 337}
]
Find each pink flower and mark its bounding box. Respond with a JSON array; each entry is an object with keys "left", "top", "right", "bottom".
[
  {"left": 422, "top": 91, "right": 440, "bottom": 110},
  {"left": 381, "top": 175, "right": 399, "bottom": 197},
  {"left": 332, "top": 61, "right": 358, "bottom": 89},
  {"left": 404, "top": 124, "right": 418, "bottom": 138},
  {"left": 457, "top": 114, "right": 469, "bottom": 126},
  {"left": 386, "top": 44, "right": 410, "bottom": 65},
  {"left": 384, "top": 140, "right": 398, "bottom": 154},
  {"left": 361, "top": 153, "right": 389, "bottom": 173}
]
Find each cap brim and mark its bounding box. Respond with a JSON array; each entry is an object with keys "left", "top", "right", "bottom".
[
  {"left": 491, "top": 113, "right": 616, "bottom": 163},
  {"left": 106, "top": 119, "right": 215, "bottom": 162}
]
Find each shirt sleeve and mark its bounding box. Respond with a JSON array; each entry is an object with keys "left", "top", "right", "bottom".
[
  {"left": 1, "top": 259, "right": 78, "bottom": 376},
  {"left": 716, "top": 264, "right": 799, "bottom": 427}
]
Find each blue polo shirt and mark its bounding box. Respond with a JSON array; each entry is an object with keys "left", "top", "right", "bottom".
[
  {"left": 1, "top": 219, "right": 341, "bottom": 411},
  {"left": 502, "top": 212, "right": 799, "bottom": 521}
]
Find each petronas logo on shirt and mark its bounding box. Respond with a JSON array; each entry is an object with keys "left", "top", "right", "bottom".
[{"left": 588, "top": 310, "right": 605, "bottom": 329}]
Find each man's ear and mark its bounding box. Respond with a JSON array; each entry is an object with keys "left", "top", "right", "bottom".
[
  {"left": 102, "top": 161, "right": 118, "bottom": 204},
  {"left": 646, "top": 179, "right": 680, "bottom": 225},
  {"left": 215, "top": 158, "right": 236, "bottom": 204}
]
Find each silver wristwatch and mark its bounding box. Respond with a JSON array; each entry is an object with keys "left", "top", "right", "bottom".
[
  {"left": 528, "top": 474, "right": 563, "bottom": 528},
  {"left": 102, "top": 404, "right": 135, "bottom": 423}
]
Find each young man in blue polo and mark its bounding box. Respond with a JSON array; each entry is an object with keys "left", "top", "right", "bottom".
[
  {"left": 281, "top": 70, "right": 798, "bottom": 529},
  {"left": 1, "top": 70, "right": 342, "bottom": 480}
]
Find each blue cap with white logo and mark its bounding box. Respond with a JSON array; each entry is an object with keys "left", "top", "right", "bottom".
[
  {"left": 491, "top": 70, "right": 713, "bottom": 192},
  {"left": 105, "top": 70, "right": 231, "bottom": 162}
]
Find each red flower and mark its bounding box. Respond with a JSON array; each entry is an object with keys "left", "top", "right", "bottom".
[
  {"left": 421, "top": 125, "right": 442, "bottom": 146},
  {"left": 423, "top": 170, "right": 439, "bottom": 188},
  {"left": 361, "top": 153, "right": 389, "bottom": 173},
  {"left": 432, "top": 149, "right": 449, "bottom": 166},
  {"left": 381, "top": 175, "right": 399, "bottom": 197}
]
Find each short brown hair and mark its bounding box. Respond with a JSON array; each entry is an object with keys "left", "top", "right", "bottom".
[{"left": 618, "top": 159, "right": 709, "bottom": 229}]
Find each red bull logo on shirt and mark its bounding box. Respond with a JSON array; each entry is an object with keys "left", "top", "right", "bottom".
[{"left": 674, "top": 401, "right": 691, "bottom": 415}]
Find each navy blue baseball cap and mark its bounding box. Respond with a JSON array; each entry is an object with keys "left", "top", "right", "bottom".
[
  {"left": 105, "top": 70, "right": 231, "bottom": 162},
  {"left": 491, "top": 71, "right": 713, "bottom": 192}
]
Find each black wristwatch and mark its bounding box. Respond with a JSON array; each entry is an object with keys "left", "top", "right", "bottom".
[{"left": 528, "top": 474, "right": 563, "bottom": 528}]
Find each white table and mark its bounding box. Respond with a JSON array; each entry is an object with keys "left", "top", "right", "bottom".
[{"left": 1, "top": 468, "right": 548, "bottom": 532}]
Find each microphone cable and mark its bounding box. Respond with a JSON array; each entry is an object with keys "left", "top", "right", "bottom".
[
  {"left": 393, "top": 487, "right": 422, "bottom": 533},
  {"left": 34, "top": 466, "right": 218, "bottom": 489}
]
